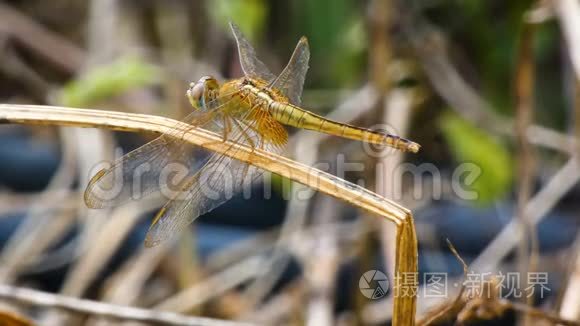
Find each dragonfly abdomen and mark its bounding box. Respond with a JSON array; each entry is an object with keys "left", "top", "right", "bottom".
[{"left": 270, "top": 102, "right": 420, "bottom": 153}]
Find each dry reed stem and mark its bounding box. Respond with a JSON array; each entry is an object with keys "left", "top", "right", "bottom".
[
  {"left": 416, "top": 240, "right": 468, "bottom": 326},
  {"left": 0, "top": 128, "right": 78, "bottom": 282},
  {"left": 559, "top": 236, "right": 580, "bottom": 321},
  {"left": 0, "top": 3, "right": 85, "bottom": 73},
  {"left": 554, "top": 0, "right": 580, "bottom": 82},
  {"left": 514, "top": 20, "right": 538, "bottom": 325},
  {"left": 0, "top": 103, "right": 418, "bottom": 325},
  {"left": 379, "top": 88, "right": 416, "bottom": 287},
  {"left": 406, "top": 18, "right": 580, "bottom": 154},
  {"left": 154, "top": 256, "right": 264, "bottom": 313},
  {"left": 61, "top": 201, "right": 160, "bottom": 297},
  {"left": 472, "top": 156, "right": 580, "bottom": 271},
  {"left": 0, "top": 283, "right": 252, "bottom": 326}
]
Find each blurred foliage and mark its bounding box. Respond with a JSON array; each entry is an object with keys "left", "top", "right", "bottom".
[
  {"left": 422, "top": 0, "right": 564, "bottom": 128},
  {"left": 60, "top": 57, "right": 159, "bottom": 107},
  {"left": 440, "top": 112, "right": 513, "bottom": 204},
  {"left": 294, "top": 0, "right": 365, "bottom": 88},
  {"left": 209, "top": 0, "right": 268, "bottom": 41}
]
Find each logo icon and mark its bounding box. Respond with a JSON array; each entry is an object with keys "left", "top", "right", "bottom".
[{"left": 359, "top": 270, "right": 389, "bottom": 299}]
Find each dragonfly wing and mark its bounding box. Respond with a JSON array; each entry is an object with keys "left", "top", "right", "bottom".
[
  {"left": 229, "top": 22, "right": 276, "bottom": 82},
  {"left": 144, "top": 149, "right": 260, "bottom": 247},
  {"left": 145, "top": 107, "right": 287, "bottom": 247},
  {"left": 84, "top": 95, "right": 237, "bottom": 209},
  {"left": 270, "top": 37, "right": 310, "bottom": 105},
  {"left": 84, "top": 136, "right": 196, "bottom": 208}
]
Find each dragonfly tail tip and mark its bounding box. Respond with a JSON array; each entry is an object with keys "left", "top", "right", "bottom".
[{"left": 407, "top": 142, "right": 421, "bottom": 153}]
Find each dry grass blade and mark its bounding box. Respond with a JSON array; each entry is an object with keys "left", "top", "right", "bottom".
[
  {"left": 0, "top": 284, "right": 251, "bottom": 326},
  {"left": 514, "top": 21, "right": 537, "bottom": 325},
  {"left": 418, "top": 241, "right": 580, "bottom": 326},
  {"left": 0, "top": 103, "right": 418, "bottom": 325},
  {"left": 559, "top": 236, "right": 580, "bottom": 320},
  {"left": 60, "top": 201, "right": 160, "bottom": 297},
  {"left": 154, "top": 255, "right": 264, "bottom": 313},
  {"left": 0, "top": 307, "right": 33, "bottom": 326},
  {"left": 417, "top": 240, "right": 468, "bottom": 326}
]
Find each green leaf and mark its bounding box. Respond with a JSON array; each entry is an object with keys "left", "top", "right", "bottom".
[
  {"left": 60, "top": 57, "right": 159, "bottom": 107},
  {"left": 440, "top": 111, "right": 512, "bottom": 204}
]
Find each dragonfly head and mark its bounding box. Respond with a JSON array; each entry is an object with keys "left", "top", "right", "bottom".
[{"left": 187, "top": 76, "right": 219, "bottom": 110}]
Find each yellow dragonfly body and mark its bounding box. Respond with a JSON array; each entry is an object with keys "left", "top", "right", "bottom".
[{"left": 84, "top": 22, "right": 420, "bottom": 247}]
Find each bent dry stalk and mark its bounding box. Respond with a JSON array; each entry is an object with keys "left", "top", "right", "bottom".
[{"left": 0, "top": 103, "right": 418, "bottom": 325}]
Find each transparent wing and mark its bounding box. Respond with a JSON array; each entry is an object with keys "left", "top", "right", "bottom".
[
  {"left": 84, "top": 92, "right": 239, "bottom": 209},
  {"left": 270, "top": 37, "right": 310, "bottom": 105},
  {"left": 144, "top": 107, "right": 288, "bottom": 247},
  {"left": 229, "top": 22, "right": 276, "bottom": 82}
]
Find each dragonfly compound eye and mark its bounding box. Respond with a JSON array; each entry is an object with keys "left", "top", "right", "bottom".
[
  {"left": 187, "top": 81, "right": 206, "bottom": 109},
  {"left": 201, "top": 76, "right": 219, "bottom": 92}
]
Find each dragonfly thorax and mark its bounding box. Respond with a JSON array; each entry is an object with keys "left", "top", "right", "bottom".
[
  {"left": 240, "top": 84, "right": 275, "bottom": 106},
  {"left": 238, "top": 77, "right": 291, "bottom": 109}
]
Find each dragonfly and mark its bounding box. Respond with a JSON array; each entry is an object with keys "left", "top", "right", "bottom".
[{"left": 84, "top": 22, "right": 420, "bottom": 247}]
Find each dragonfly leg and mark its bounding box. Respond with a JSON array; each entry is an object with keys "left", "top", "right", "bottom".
[
  {"left": 231, "top": 117, "right": 256, "bottom": 149},
  {"left": 222, "top": 115, "right": 232, "bottom": 142},
  {"left": 240, "top": 127, "right": 266, "bottom": 183},
  {"left": 196, "top": 112, "right": 236, "bottom": 148},
  {"left": 242, "top": 92, "right": 253, "bottom": 107},
  {"left": 229, "top": 114, "right": 261, "bottom": 182}
]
